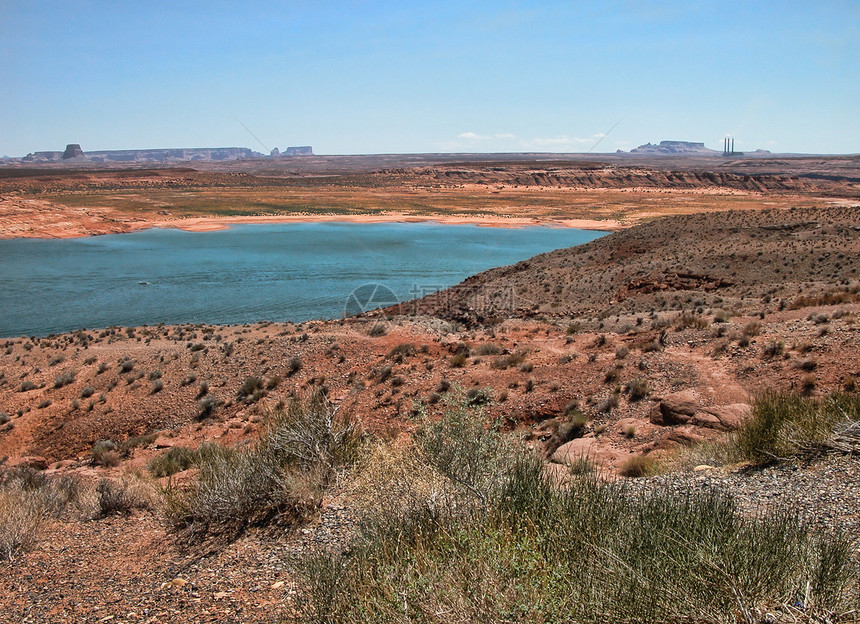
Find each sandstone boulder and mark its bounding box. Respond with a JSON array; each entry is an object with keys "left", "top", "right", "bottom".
[
  {"left": 649, "top": 389, "right": 701, "bottom": 425},
  {"left": 699, "top": 403, "right": 752, "bottom": 431},
  {"left": 664, "top": 426, "right": 707, "bottom": 446},
  {"left": 550, "top": 437, "right": 597, "bottom": 465}
]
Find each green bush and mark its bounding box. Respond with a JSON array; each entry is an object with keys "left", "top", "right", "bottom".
[
  {"left": 147, "top": 445, "right": 204, "bottom": 477},
  {"left": 293, "top": 402, "right": 858, "bottom": 623},
  {"left": 734, "top": 392, "right": 860, "bottom": 464}
]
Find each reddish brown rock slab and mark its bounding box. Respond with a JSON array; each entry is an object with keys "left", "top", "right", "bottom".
[
  {"left": 649, "top": 389, "right": 702, "bottom": 425},
  {"left": 664, "top": 425, "right": 708, "bottom": 446},
  {"left": 18, "top": 455, "right": 49, "bottom": 470},
  {"left": 700, "top": 403, "right": 752, "bottom": 430},
  {"left": 551, "top": 437, "right": 598, "bottom": 465},
  {"left": 551, "top": 437, "right": 628, "bottom": 471}
]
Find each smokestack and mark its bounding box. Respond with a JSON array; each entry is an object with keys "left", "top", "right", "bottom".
[{"left": 731, "top": 138, "right": 735, "bottom": 154}]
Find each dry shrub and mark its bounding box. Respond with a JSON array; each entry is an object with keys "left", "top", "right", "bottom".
[
  {"left": 160, "top": 391, "right": 361, "bottom": 544},
  {"left": 91, "top": 440, "right": 120, "bottom": 467},
  {"left": 94, "top": 475, "right": 154, "bottom": 518},
  {"left": 619, "top": 454, "right": 657, "bottom": 477},
  {"left": 0, "top": 466, "right": 81, "bottom": 560}
]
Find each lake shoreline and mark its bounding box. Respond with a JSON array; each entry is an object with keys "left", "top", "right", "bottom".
[{"left": 1, "top": 212, "right": 625, "bottom": 240}]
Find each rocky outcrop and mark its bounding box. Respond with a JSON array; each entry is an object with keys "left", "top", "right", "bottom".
[{"left": 649, "top": 390, "right": 751, "bottom": 432}]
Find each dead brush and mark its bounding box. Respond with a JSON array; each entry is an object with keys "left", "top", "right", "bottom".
[
  {"left": 0, "top": 466, "right": 82, "bottom": 560},
  {"left": 159, "top": 390, "right": 362, "bottom": 544}
]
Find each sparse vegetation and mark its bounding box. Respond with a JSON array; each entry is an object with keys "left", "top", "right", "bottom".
[
  {"left": 53, "top": 370, "right": 76, "bottom": 388},
  {"left": 294, "top": 401, "right": 857, "bottom": 623},
  {"left": 147, "top": 445, "right": 208, "bottom": 477},
  {"left": 625, "top": 377, "right": 650, "bottom": 401}
]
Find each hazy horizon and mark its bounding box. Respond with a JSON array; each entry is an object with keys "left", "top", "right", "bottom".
[{"left": 2, "top": 1, "right": 858, "bottom": 157}]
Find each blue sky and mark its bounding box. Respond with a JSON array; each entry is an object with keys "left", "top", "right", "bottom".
[{"left": 1, "top": 1, "right": 857, "bottom": 156}]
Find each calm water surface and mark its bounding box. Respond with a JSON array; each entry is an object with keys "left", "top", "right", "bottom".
[{"left": 0, "top": 223, "right": 606, "bottom": 337}]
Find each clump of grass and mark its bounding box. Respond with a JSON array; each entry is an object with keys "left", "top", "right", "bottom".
[
  {"left": 465, "top": 387, "right": 491, "bottom": 406},
  {"left": 294, "top": 401, "right": 857, "bottom": 623},
  {"left": 690, "top": 393, "right": 860, "bottom": 466},
  {"left": 474, "top": 343, "right": 503, "bottom": 356},
  {"left": 159, "top": 391, "right": 361, "bottom": 544},
  {"left": 674, "top": 312, "right": 709, "bottom": 330},
  {"left": 120, "top": 433, "right": 158, "bottom": 454},
  {"left": 148, "top": 445, "right": 209, "bottom": 477},
  {"left": 367, "top": 323, "right": 387, "bottom": 337},
  {"left": 743, "top": 321, "right": 762, "bottom": 337},
  {"left": 238, "top": 376, "right": 265, "bottom": 403},
  {"left": 625, "top": 377, "right": 650, "bottom": 401},
  {"left": 618, "top": 453, "right": 657, "bottom": 476},
  {"left": 94, "top": 478, "right": 148, "bottom": 517},
  {"left": 762, "top": 340, "right": 785, "bottom": 359},
  {"left": 448, "top": 353, "right": 468, "bottom": 368},
  {"left": 490, "top": 350, "right": 527, "bottom": 370},
  {"left": 387, "top": 342, "right": 415, "bottom": 360},
  {"left": 286, "top": 357, "right": 302, "bottom": 376},
  {"left": 595, "top": 391, "right": 620, "bottom": 413}
]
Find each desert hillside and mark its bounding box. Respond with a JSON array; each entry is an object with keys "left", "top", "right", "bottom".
[{"left": 408, "top": 206, "right": 860, "bottom": 322}]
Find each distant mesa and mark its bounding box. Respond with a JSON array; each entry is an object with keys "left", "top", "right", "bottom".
[
  {"left": 280, "top": 146, "right": 314, "bottom": 156},
  {"left": 19, "top": 144, "right": 313, "bottom": 164},
  {"left": 624, "top": 141, "right": 720, "bottom": 156},
  {"left": 620, "top": 140, "right": 770, "bottom": 157}
]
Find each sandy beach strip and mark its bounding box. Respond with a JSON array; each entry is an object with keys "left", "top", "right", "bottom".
[{"left": 151, "top": 213, "right": 625, "bottom": 233}]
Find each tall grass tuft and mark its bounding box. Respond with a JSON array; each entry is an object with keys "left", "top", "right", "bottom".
[
  {"left": 690, "top": 392, "right": 860, "bottom": 466},
  {"left": 293, "top": 398, "right": 859, "bottom": 623}
]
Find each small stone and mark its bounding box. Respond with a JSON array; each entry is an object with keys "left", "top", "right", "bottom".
[{"left": 271, "top": 581, "right": 284, "bottom": 589}]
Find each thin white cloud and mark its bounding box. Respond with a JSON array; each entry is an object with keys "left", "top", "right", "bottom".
[{"left": 457, "top": 131, "right": 489, "bottom": 140}]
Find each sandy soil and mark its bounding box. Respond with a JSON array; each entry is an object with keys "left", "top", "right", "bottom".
[{"left": 151, "top": 213, "right": 625, "bottom": 233}]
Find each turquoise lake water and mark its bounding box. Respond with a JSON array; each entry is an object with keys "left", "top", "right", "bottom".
[{"left": 0, "top": 223, "right": 606, "bottom": 337}]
